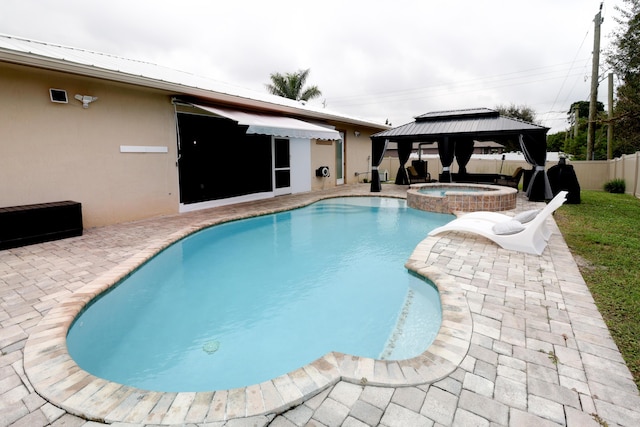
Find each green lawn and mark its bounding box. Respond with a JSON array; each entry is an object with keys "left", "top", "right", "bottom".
[{"left": 554, "top": 190, "right": 640, "bottom": 388}]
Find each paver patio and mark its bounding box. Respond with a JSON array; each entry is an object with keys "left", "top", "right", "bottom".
[{"left": 1, "top": 184, "right": 639, "bottom": 426}]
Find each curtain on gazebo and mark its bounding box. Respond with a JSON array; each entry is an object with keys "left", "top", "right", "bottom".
[
  {"left": 394, "top": 141, "right": 412, "bottom": 185},
  {"left": 370, "top": 138, "right": 388, "bottom": 192},
  {"left": 438, "top": 137, "right": 455, "bottom": 182},
  {"left": 520, "top": 134, "right": 553, "bottom": 201},
  {"left": 454, "top": 138, "right": 474, "bottom": 175}
]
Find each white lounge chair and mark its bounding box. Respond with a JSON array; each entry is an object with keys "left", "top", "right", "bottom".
[
  {"left": 428, "top": 191, "right": 568, "bottom": 255},
  {"left": 455, "top": 191, "right": 568, "bottom": 241}
]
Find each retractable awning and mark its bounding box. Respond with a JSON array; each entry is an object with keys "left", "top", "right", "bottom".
[{"left": 191, "top": 104, "right": 341, "bottom": 140}]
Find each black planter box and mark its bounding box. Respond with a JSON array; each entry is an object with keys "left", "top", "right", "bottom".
[{"left": 0, "top": 201, "right": 83, "bottom": 250}]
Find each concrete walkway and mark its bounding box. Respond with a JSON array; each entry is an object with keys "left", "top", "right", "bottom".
[{"left": 1, "top": 184, "right": 639, "bottom": 426}]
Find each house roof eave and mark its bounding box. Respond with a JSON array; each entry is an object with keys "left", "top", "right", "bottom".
[{"left": 0, "top": 46, "right": 389, "bottom": 131}]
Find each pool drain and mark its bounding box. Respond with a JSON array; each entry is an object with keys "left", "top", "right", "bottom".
[{"left": 203, "top": 340, "right": 220, "bottom": 354}]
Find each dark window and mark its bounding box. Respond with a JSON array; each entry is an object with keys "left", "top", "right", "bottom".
[
  {"left": 177, "top": 114, "right": 272, "bottom": 204},
  {"left": 275, "top": 170, "right": 290, "bottom": 189},
  {"left": 274, "top": 138, "right": 290, "bottom": 168}
]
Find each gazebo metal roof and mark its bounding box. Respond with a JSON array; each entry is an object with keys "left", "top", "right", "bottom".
[{"left": 372, "top": 108, "right": 548, "bottom": 141}]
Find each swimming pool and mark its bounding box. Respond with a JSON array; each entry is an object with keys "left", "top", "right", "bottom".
[{"left": 67, "top": 197, "right": 453, "bottom": 392}]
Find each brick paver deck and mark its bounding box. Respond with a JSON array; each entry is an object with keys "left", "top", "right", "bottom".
[{"left": 1, "top": 184, "right": 639, "bottom": 426}]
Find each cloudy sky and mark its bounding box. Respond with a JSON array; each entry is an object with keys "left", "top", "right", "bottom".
[{"left": 1, "top": 0, "right": 625, "bottom": 133}]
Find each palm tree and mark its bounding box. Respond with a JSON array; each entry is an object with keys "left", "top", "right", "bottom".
[{"left": 266, "top": 68, "right": 322, "bottom": 101}]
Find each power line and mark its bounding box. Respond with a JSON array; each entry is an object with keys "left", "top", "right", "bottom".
[
  {"left": 327, "top": 60, "right": 590, "bottom": 107},
  {"left": 543, "top": 26, "right": 592, "bottom": 124},
  {"left": 329, "top": 70, "right": 588, "bottom": 108}
]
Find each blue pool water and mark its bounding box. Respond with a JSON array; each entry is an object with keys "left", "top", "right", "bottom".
[{"left": 67, "top": 197, "right": 453, "bottom": 392}]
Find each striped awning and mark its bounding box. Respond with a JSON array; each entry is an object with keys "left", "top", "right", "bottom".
[{"left": 190, "top": 104, "right": 341, "bottom": 140}]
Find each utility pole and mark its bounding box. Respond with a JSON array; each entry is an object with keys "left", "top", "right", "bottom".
[
  {"left": 607, "top": 72, "right": 614, "bottom": 159},
  {"left": 587, "top": 3, "right": 603, "bottom": 161}
]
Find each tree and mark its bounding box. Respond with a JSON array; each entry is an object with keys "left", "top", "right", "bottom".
[
  {"left": 546, "top": 131, "right": 567, "bottom": 153},
  {"left": 606, "top": 0, "right": 640, "bottom": 155},
  {"left": 561, "top": 100, "right": 607, "bottom": 160},
  {"left": 567, "top": 100, "right": 604, "bottom": 121},
  {"left": 494, "top": 104, "right": 538, "bottom": 152},
  {"left": 495, "top": 103, "right": 538, "bottom": 124},
  {"left": 265, "top": 69, "right": 322, "bottom": 101}
]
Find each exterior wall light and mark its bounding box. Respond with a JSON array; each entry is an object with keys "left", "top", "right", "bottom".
[{"left": 74, "top": 94, "right": 98, "bottom": 109}]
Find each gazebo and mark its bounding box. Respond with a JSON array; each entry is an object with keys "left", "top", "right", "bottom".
[{"left": 370, "top": 108, "right": 552, "bottom": 201}]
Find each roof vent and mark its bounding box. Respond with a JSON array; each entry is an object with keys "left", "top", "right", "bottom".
[{"left": 49, "top": 88, "right": 68, "bottom": 104}]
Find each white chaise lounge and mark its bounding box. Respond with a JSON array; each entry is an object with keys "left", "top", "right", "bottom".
[
  {"left": 428, "top": 191, "right": 568, "bottom": 255},
  {"left": 455, "top": 191, "right": 568, "bottom": 241}
]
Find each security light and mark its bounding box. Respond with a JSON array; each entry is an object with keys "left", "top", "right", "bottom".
[{"left": 74, "top": 94, "right": 98, "bottom": 109}]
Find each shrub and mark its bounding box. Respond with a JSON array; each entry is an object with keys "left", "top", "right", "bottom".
[{"left": 604, "top": 178, "right": 626, "bottom": 193}]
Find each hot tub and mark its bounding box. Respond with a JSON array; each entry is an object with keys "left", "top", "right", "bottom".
[{"left": 407, "top": 183, "right": 517, "bottom": 213}]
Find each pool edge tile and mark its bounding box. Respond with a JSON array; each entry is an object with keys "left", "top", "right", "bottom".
[
  {"left": 334, "top": 352, "right": 359, "bottom": 380},
  {"left": 73, "top": 381, "right": 127, "bottom": 421},
  {"left": 354, "top": 357, "right": 376, "bottom": 384},
  {"left": 288, "top": 366, "right": 322, "bottom": 396},
  {"left": 225, "top": 387, "right": 247, "bottom": 420},
  {"left": 46, "top": 369, "right": 93, "bottom": 404},
  {"left": 302, "top": 363, "right": 337, "bottom": 391},
  {"left": 258, "top": 381, "right": 285, "bottom": 415},
  {"left": 204, "top": 389, "right": 228, "bottom": 422},
  {"left": 161, "top": 391, "right": 196, "bottom": 425},
  {"left": 140, "top": 392, "right": 178, "bottom": 425},
  {"left": 244, "top": 384, "right": 266, "bottom": 417},
  {"left": 184, "top": 391, "right": 215, "bottom": 423},
  {"left": 271, "top": 374, "right": 304, "bottom": 409},
  {"left": 104, "top": 389, "right": 153, "bottom": 423},
  {"left": 60, "top": 377, "right": 109, "bottom": 411}
]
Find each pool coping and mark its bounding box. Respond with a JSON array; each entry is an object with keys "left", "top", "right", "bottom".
[{"left": 22, "top": 195, "right": 472, "bottom": 424}]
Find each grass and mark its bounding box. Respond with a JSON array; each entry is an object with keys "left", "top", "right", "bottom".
[{"left": 554, "top": 190, "right": 640, "bottom": 389}]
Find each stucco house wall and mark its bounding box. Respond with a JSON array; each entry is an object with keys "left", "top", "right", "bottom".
[
  {"left": 0, "top": 62, "right": 180, "bottom": 227},
  {"left": 0, "top": 63, "right": 387, "bottom": 228},
  {"left": 0, "top": 35, "right": 390, "bottom": 230},
  {"left": 344, "top": 131, "right": 374, "bottom": 184},
  {"left": 310, "top": 140, "right": 335, "bottom": 191}
]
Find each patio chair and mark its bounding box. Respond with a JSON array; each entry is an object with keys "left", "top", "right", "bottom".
[
  {"left": 407, "top": 166, "right": 425, "bottom": 183},
  {"left": 494, "top": 167, "right": 524, "bottom": 189},
  {"left": 428, "top": 191, "right": 568, "bottom": 255},
  {"left": 407, "top": 160, "right": 431, "bottom": 184},
  {"left": 455, "top": 191, "right": 568, "bottom": 241}
]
